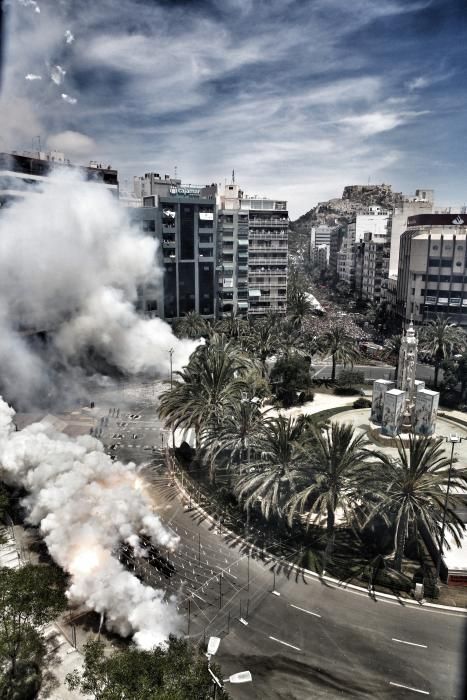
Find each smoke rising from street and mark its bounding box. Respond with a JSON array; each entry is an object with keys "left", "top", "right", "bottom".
[
  {"left": 0, "top": 397, "right": 181, "bottom": 648},
  {"left": 0, "top": 171, "right": 198, "bottom": 408}
]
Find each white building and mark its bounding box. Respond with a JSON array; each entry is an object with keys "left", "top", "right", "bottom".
[
  {"left": 388, "top": 190, "right": 434, "bottom": 277},
  {"left": 337, "top": 212, "right": 389, "bottom": 286}
]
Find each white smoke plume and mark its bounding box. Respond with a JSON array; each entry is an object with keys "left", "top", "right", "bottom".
[
  {"left": 0, "top": 170, "right": 198, "bottom": 408},
  {"left": 0, "top": 396, "right": 181, "bottom": 648}
]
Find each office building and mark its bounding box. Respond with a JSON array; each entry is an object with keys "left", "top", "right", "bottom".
[
  {"left": 0, "top": 150, "right": 119, "bottom": 207},
  {"left": 217, "top": 183, "right": 289, "bottom": 317},
  {"left": 396, "top": 213, "right": 467, "bottom": 327},
  {"left": 131, "top": 182, "right": 217, "bottom": 320}
]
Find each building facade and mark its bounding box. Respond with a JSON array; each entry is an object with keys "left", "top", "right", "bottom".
[
  {"left": 388, "top": 190, "right": 434, "bottom": 277},
  {"left": 310, "top": 244, "right": 329, "bottom": 270},
  {"left": 396, "top": 213, "right": 467, "bottom": 328},
  {"left": 337, "top": 213, "right": 389, "bottom": 287},
  {"left": 131, "top": 185, "right": 217, "bottom": 320},
  {"left": 217, "top": 184, "right": 289, "bottom": 317}
]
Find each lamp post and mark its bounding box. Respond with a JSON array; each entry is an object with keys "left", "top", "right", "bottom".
[
  {"left": 168, "top": 347, "right": 175, "bottom": 449},
  {"left": 206, "top": 636, "right": 252, "bottom": 698},
  {"left": 435, "top": 434, "right": 462, "bottom": 585},
  {"left": 169, "top": 347, "right": 174, "bottom": 389}
]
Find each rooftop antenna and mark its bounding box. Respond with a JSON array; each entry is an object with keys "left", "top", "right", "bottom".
[
  {"left": 232, "top": 169, "right": 235, "bottom": 184},
  {"left": 174, "top": 165, "right": 178, "bottom": 179}
]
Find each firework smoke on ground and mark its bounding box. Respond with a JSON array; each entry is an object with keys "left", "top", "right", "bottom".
[{"left": 0, "top": 396, "right": 181, "bottom": 648}]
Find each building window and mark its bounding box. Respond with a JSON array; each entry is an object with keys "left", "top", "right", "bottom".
[
  {"left": 142, "top": 220, "right": 155, "bottom": 233},
  {"left": 456, "top": 261, "right": 462, "bottom": 267},
  {"left": 431, "top": 244, "right": 439, "bottom": 251}
]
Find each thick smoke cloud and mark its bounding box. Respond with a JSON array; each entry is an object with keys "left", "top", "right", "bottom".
[
  {"left": 0, "top": 171, "right": 198, "bottom": 408},
  {"left": 0, "top": 396, "right": 181, "bottom": 648}
]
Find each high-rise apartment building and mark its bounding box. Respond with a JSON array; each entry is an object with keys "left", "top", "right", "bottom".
[
  {"left": 131, "top": 183, "right": 217, "bottom": 320},
  {"left": 217, "top": 184, "right": 289, "bottom": 317},
  {"left": 396, "top": 213, "right": 467, "bottom": 327}
]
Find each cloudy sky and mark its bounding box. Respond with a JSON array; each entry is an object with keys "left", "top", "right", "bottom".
[{"left": 1, "top": 0, "right": 466, "bottom": 217}]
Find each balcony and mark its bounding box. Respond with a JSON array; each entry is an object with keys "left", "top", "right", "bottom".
[
  {"left": 249, "top": 218, "right": 288, "bottom": 227},
  {"left": 249, "top": 231, "right": 288, "bottom": 240},
  {"left": 248, "top": 257, "right": 287, "bottom": 265}
]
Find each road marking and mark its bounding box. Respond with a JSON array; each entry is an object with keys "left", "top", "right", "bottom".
[
  {"left": 269, "top": 636, "right": 301, "bottom": 652},
  {"left": 392, "top": 638, "right": 427, "bottom": 649},
  {"left": 389, "top": 681, "right": 429, "bottom": 695},
  {"left": 290, "top": 604, "right": 321, "bottom": 618},
  {"left": 272, "top": 590, "right": 281, "bottom": 596}
]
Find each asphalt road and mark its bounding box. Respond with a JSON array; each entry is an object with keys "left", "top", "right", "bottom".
[{"left": 94, "top": 381, "right": 466, "bottom": 700}]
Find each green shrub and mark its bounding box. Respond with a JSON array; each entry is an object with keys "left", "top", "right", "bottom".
[
  {"left": 353, "top": 397, "right": 371, "bottom": 408},
  {"left": 334, "top": 386, "right": 362, "bottom": 396}
]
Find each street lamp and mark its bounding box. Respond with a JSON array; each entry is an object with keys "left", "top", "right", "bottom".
[
  {"left": 206, "top": 636, "right": 252, "bottom": 697},
  {"left": 435, "top": 434, "right": 462, "bottom": 586},
  {"left": 168, "top": 347, "right": 174, "bottom": 389}
]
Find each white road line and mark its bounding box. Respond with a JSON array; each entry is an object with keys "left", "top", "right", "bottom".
[
  {"left": 269, "top": 636, "right": 301, "bottom": 652},
  {"left": 389, "top": 681, "right": 430, "bottom": 695},
  {"left": 392, "top": 638, "right": 427, "bottom": 649},
  {"left": 290, "top": 604, "right": 321, "bottom": 618}
]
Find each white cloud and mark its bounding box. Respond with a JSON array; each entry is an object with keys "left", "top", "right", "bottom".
[
  {"left": 25, "top": 73, "right": 42, "bottom": 80},
  {"left": 61, "top": 93, "right": 77, "bottom": 105},
  {"left": 338, "top": 110, "right": 428, "bottom": 135},
  {"left": 407, "top": 76, "right": 429, "bottom": 91},
  {"left": 65, "top": 29, "right": 74, "bottom": 44},
  {"left": 51, "top": 64, "right": 66, "bottom": 85}
]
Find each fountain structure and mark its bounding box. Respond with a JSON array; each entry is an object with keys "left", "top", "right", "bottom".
[{"left": 369, "top": 321, "right": 440, "bottom": 446}]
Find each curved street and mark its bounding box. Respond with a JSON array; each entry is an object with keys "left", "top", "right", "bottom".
[{"left": 97, "top": 381, "right": 467, "bottom": 700}]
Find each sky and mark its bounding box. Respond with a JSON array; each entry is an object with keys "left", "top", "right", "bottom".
[{"left": 0, "top": 0, "right": 466, "bottom": 218}]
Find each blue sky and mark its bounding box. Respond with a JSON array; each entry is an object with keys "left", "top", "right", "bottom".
[{"left": 1, "top": 0, "right": 466, "bottom": 217}]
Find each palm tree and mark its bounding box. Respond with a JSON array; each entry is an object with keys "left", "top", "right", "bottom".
[
  {"left": 287, "top": 422, "right": 370, "bottom": 562},
  {"left": 419, "top": 315, "right": 466, "bottom": 388},
  {"left": 287, "top": 287, "right": 314, "bottom": 329},
  {"left": 363, "top": 436, "right": 467, "bottom": 573},
  {"left": 214, "top": 312, "right": 249, "bottom": 342},
  {"left": 244, "top": 318, "right": 278, "bottom": 377},
  {"left": 174, "top": 311, "right": 210, "bottom": 339},
  {"left": 159, "top": 335, "right": 251, "bottom": 480},
  {"left": 234, "top": 415, "right": 309, "bottom": 521},
  {"left": 319, "top": 325, "right": 359, "bottom": 381},
  {"left": 383, "top": 334, "right": 402, "bottom": 381},
  {"left": 202, "top": 395, "right": 265, "bottom": 473}
]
